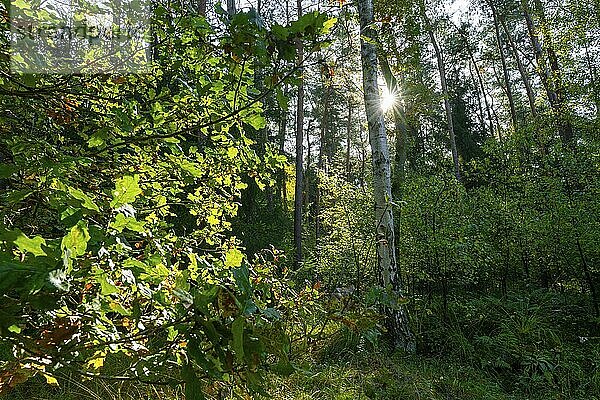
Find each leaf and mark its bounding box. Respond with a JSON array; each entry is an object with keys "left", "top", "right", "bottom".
[
  {"left": 96, "top": 273, "right": 119, "bottom": 295},
  {"left": 0, "top": 164, "right": 18, "bottom": 178},
  {"left": 246, "top": 114, "right": 266, "bottom": 130},
  {"left": 8, "top": 325, "right": 21, "bottom": 334},
  {"left": 110, "top": 175, "right": 142, "bottom": 208},
  {"left": 231, "top": 317, "right": 244, "bottom": 363},
  {"left": 227, "top": 146, "right": 238, "bottom": 159},
  {"left": 43, "top": 374, "right": 58, "bottom": 386},
  {"left": 61, "top": 221, "right": 90, "bottom": 258},
  {"left": 3, "top": 189, "right": 33, "bottom": 204},
  {"left": 321, "top": 17, "right": 337, "bottom": 34},
  {"left": 182, "top": 364, "right": 206, "bottom": 400},
  {"left": 109, "top": 213, "right": 145, "bottom": 233},
  {"left": 68, "top": 187, "right": 100, "bottom": 212},
  {"left": 13, "top": 0, "right": 31, "bottom": 10},
  {"left": 12, "top": 230, "right": 47, "bottom": 257},
  {"left": 224, "top": 248, "right": 243, "bottom": 268},
  {"left": 233, "top": 264, "right": 252, "bottom": 300},
  {"left": 276, "top": 87, "right": 288, "bottom": 111}
]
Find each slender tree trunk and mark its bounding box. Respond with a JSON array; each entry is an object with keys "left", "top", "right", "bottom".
[
  {"left": 422, "top": 6, "right": 461, "bottom": 181},
  {"left": 198, "top": 0, "right": 207, "bottom": 16},
  {"left": 468, "top": 62, "right": 487, "bottom": 135},
  {"left": 522, "top": 0, "right": 574, "bottom": 145},
  {"left": 584, "top": 44, "right": 600, "bottom": 116},
  {"left": 293, "top": 0, "right": 304, "bottom": 268},
  {"left": 346, "top": 99, "right": 352, "bottom": 181},
  {"left": 226, "top": 0, "right": 236, "bottom": 15},
  {"left": 577, "top": 238, "right": 600, "bottom": 317},
  {"left": 454, "top": 26, "right": 495, "bottom": 137},
  {"left": 490, "top": 2, "right": 518, "bottom": 129},
  {"left": 357, "top": 0, "right": 415, "bottom": 353},
  {"left": 500, "top": 16, "right": 537, "bottom": 117},
  {"left": 378, "top": 52, "right": 408, "bottom": 187}
]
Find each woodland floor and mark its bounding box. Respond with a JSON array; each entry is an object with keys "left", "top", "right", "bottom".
[{"left": 5, "top": 352, "right": 595, "bottom": 400}]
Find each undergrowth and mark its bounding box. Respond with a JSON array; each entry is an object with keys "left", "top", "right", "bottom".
[{"left": 5, "top": 290, "right": 600, "bottom": 399}]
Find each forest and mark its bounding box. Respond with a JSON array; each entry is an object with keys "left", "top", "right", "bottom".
[{"left": 0, "top": 0, "right": 599, "bottom": 398}]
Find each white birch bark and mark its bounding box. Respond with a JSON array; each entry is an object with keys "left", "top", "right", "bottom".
[{"left": 357, "top": 0, "right": 416, "bottom": 353}]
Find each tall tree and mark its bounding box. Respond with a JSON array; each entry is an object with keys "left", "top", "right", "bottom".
[
  {"left": 294, "top": 0, "right": 304, "bottom": 268},
  {"left": 489, "top": 0, "right": 518, "bottom": 129},
  {"left": 521, "top": 0, "right": 574, "bottom": 145},
  {"left": 357, "top": 0, "right": 416, "bottom": 352},
  {"left": 499, "top": 15, "right": 537, "bottom": 117},
  {"left": 421, "top": 2, "right": 461, "bottom": 181}
]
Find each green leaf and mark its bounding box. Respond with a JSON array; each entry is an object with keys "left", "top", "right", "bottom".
[
  {"left": 61, "top": 221, "right": 90, "bottom": 258},
  {"left": 276, "top": 87, "right": 288, "bottom": 111},
  {"left": 0, "top": 164, "right": 18, "bottom": 178},
  {"left": 231, "top": 317, "right": 244, "bottom": 363},
  {"left": 110, "top": 175, "right": 142, "bottom": 208},
  {"left": 182, "top": 364, "right": 206, "bottom": 400},
  {"left": 3, "top": 189, "right": 33, "bottom": 204},
  {"left": 8, "top": 325, "right": 21, "bottom": 334},
  {"left": 246, "top": 114, "right": 266, "bottom": 130},
  {"left": 69, "top": 187, "right": 100, "bottom": 212},
  {"left": 224, "top": 248, "right": 243, "bottom": 268},
  {"left": 12, "top": 0, "right": 31, "bottom": 10},
  {"left": 12, "top": 230, "right": 47, "bottom": 257},
  {"left": 109, "top": 213, "right": 145, "bottom": 233},
  {"left": 96, "top": 273, "right": 119, "bottom": 295},
  {"left": 321, "top": 17, "right": 337, "bottom": 34}
]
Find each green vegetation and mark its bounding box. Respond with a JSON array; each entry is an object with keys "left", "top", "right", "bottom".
[{"left": 1, "top": 0, "right": 599, "bottom": 398}]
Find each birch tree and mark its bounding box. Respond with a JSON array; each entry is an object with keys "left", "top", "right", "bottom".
[
  {"left": 294, "top": 0, "right": 305, "bottom": 268},
  {"left": 357, "top": 0, "right": 416, "bottom": 352}
]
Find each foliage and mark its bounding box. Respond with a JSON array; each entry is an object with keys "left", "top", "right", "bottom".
[{"left": 0, "top": 7, "right": 336, "bottom": 397}]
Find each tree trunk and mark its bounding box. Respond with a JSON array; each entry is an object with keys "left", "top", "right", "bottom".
[
  {"left": 454, "top": 25, "right": 495, "bottom": 137},
  {"left": 522, "top": 0, "right": 574, "bottom": 145},
  {"left": 346, "top": 99, "right": 352, "bottom": 181},
  {"left": 490, "top": 2, "right": 518, "bottom": 129},
  {"left": 357, "top": 0, "right": 416, "bottom": 353},
  {"left": 293, "top": 0, "right": 304, "bottom": 268},
  {"left": 378, "top": 51, "right": 408, "bottom": 188},
  {"left": 500, "top": 15, "right": 537, "bottom": 117},
  {"left": 226, "top": 0, "right": 236, "bottom": 15},
  {"left": 198, "top": 0, "right": 206, "bottom": 16},
  {"left": 584, "top": 44, "right": 600, "bottom": 116},
  {"left": 422, "top": 5, "right": 461, "bottom": 181}
]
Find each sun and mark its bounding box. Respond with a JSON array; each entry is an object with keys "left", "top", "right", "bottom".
[{"left": 381, "top": 87, "right": 397, "bottom": 113}]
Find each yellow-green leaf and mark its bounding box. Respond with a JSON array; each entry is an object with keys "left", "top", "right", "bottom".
[
  {"left": 110, "top": 175, "right": 142, "bottom": 208},
  {"left": 69, "top": 187, "right": 100, "bottom": 212},
  {"left": 61, "top": 221, "right": 90, "bottom": 258},
  {"left": 13, "top": 230, "right": 46, "bottom": 256},
  {"left": 224, "top": 248, "right": 243, "bottom": 268}
]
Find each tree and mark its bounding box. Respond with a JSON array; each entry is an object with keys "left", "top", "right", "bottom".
[
  {"left": 294, "top": 0, "right": 305, "bottom": 268},
  {"left": 421, "top": 1, "right": 461, "bottom": 181},
  {"left": 357, "top": 0, "right": 416, "bottom": 352}
]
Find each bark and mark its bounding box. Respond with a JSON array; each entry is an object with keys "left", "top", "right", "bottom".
[
  {"left": 584, "top": 44, "right": 600, "bottom": 116},
  {"left": 377, "top": 51, "right": 408, "bottom": 186},
  {"left": 346, "top": 99, "right": 352, "bottom": 181},
  {"left": 522, "top": 0, "right": 574, "bottom": 145},
  {"left": 357, "top": 0, "right": 416, "bottom": 353},
  {"left": 293, "top": 0, "right": 304, "bottom": 268},
  {"left": 468, "top": 62, "right": 487, "bottom": 135},
  {"left": 454, "top": 26, "right": 495, "bottom": 137},
  {"left": 499, "top": 15, "right": 537, "bottom": 117},
  {"left": 421, "top": 6, "right": 461, "bottom": 181},
  {"left": 198, "top": 0, "right": 206, "bottom": 16},
  {"left": 226, "top": 0, "right": 236, "bottom": 15},
  {"left": 490, "top": 1, "right": 518, "bottom": 129}
]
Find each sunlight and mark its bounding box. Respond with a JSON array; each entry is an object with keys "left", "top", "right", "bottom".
[{"left": 381, "top": 87, "right": 397, "bottom": 113}]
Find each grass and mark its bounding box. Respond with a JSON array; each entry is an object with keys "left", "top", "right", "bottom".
[{"left": 3, "top": 352, "right": 545, "bottom": 400}]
